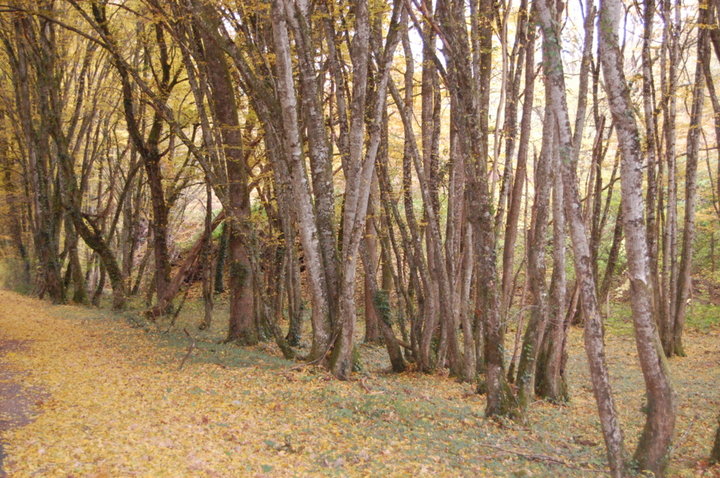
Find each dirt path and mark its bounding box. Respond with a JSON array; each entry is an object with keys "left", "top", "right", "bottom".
[
  {"left": 0, "top": 330, "right": 50, "bottom": 478},
  {"left": 0, "top": 340, "right": 37, "bottom": 478}
]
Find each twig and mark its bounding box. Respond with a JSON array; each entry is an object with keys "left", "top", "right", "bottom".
[
  {"left": 170, "top": 285, "right": 192, "bottom": 327},
  {"left": 479, "top": 444, "right": 606, "bottom": 474},
  {"left": 359, "top": 377, "right": 372, "bottom": 393},
  {"left": 287, "top": 328, "right": 341, "bottom": 372},
  {"left": 667, "top": 415, "right": 698, "bottom": 458},
  {"left": 177, "top": 328, "right": 196, "bottom": 371}
]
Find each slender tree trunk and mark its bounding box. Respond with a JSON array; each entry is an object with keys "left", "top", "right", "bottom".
[
  {"left": 330, "top": 0, "right": 403, "bottom": 379},
  {"left": 363, "top": 195, "right": 382, "bottom": 344},
  {"left": 270, "top": 0, "right": 332, "bottom": 360},
  {"left": 600, "top": 203, "right": 624, "bottom": 301},
  {"left": 712, "top": 415, "right": 720, "bottom": 464},
  {"left": 432, "top": 0, "right": 513, "bottom": 415},
  {"left": 398, "top": 18, "right": 434, "bottom": 371},
  {"left": 536, "top": 0, "right": 627, "bottom": 473},
  {"left": 200, "top": 180, "right": 214, "bottom": 330},
  {"left": 286, "top": 0, "right": 340, "bottom": 329},
  {"left": 144, "top": 147, "right": 172, "bottom": 313},
  {"left": 536, "top": 164, "right": 568, "bottom": 402},
  {"left": 214, "top": 224, "right": 227, "bottom": 294},
  {"left": 660, "top": 0, "right": 681, "bottom": 357},
  {"left": 360, "top": 237, "right": 406, "bottom": 373},
  {"left": 642, "top": 0, "right": 661, "bottom": 316},
  {"left": 9, "top": 17, "right": 64, "bottom": 303},
  {"left": 515, "top": 88, "right": 554, "bottom": 417},
  {"left": 599, "top": 0, "right": 677, "bottom": 473},
  {"left": 673, "top": 4, "right": 708, "bottom": 357},
  {"left": 419, "top": 5, "right": 445, "bottom": 373},
  {"left": 0, "top": 114, "right": 30, "bottom": 287},
  {"left": 501, "top": 12, "right": 535, "bottom": 316},
  {"left": 64, "top": 216, "right": 87, "bottom": 304}
]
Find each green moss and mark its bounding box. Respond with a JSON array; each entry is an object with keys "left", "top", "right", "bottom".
[
  {"left": 229, "top": 261, "right": 249, "bottom": 286},
  {"left": 352, "top": 345, "right": 363, "bottom": 372},
  {"left": 372, "top": 289, "right": 392, "bottom": 326}
]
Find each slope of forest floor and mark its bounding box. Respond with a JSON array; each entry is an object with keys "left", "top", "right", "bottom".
[{"left": 0, "top": 290, "right": 719, "bottom": 477}]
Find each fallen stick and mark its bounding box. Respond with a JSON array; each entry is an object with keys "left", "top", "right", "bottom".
[
  {"left": 177, "top": 328, "right": 196, "bottom": 371},
  {"left": 479, "top": 443, "right": 606, "bottom": 474}
]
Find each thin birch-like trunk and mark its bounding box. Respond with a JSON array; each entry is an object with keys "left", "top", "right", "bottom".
[
  {"left": 599, "top": 0, "right": 677, "bottom": 473},
  {"left": 535, "top": 0, "right": 627, "bottom": 472}
]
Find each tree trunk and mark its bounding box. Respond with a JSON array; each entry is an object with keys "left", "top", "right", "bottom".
[
  {"left": 8, "top": 17, "right": 64, "bottom": 303},
  {"left": 214, "top": 224, "right": 228, "bottom": 294},
  {"left": 673, "top": 4, "right": 708, "bottom": 357},
  {"left": 431, "top": 0, "right": 513, "bottom": 415},
  {"left": 599, "top": 0, "right": 677, "bottom": 473},
  {"left": 197, "top": 9, "right": 257, "bottom": 345},
  {"left": 286, "top": 0, "right": 340, "bottom": 331},
  {"left": 200, "top": 180, "right": 214, "bottom": 330},
  {"left": 501, "top": 11, "right": 535, "bottom": 316},
  {"left": 144, "top": 148, "right": 172, "bottom": 313},
  {"left": 536, "top": 164, "right": 569, "bottom": 402},
  {"left": 535, "top": 0, "right": 627, "bottom": 473},
  {"left": 330, "top": 0, "right": 402, "bottom": 379},
  {"left": 515, "top": 86, "right": 555, "bottom": 417},
  {"left": 65, "top": 217, "right": 87, "bottom": 304},
  {"left": 642, "top": 0, "right": 661, "bottom": 317},
  {"left": 712, "top": 415, "right": 720, "bottom": 464},
  {"left": 363, "top": 198, "right": 382, "bottom": 344},
  {"left": 600, "top": 203, "right": 624, "bottom": 301},
  {"left": 360, "top": 237, "right": 406, "bottom": 373},
  {"left": 659, "top": 0, "right": 681, "bottom": 357},
  {"left": 270, "top": 0, "right": 332, "bottom": 360}
]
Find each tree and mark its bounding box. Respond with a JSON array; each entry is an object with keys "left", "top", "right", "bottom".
[
  {"left": 535, "top": 0, "right": 626, "bottom": 473},
  {"left": 599, "top": 0, "right": 678, "bottom": 472}
]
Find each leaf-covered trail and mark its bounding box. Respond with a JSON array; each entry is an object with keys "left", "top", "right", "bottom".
[
  {"left": 0, "top": 339, "right": 39, "bottom": 478},
  {"left": 0, "top": 290, "right": 719, "bottom": 477}
]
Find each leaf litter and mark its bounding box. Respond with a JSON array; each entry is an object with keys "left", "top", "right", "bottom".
[{"left": 0, "top": 290, "right": 718, "bottom": 477}]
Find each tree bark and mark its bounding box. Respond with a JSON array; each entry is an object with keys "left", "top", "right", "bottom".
[
  {"left": 673, "top": 3, "right": 708, "bottom": 357},
  {"left": 200, "top": 180, "right": 214, "bottom": 330},
  {"left": 196, "top": 10, "right": 257, "bottom": 345},
  {"left": 535, "top": 0, "right": 627, "bottom": 473},
  {"left": 8, "top": 15, "right": 64, "bottom": 303},
  {"left": 659, "top": 0, "right": 681, "bottom": 357},
  {"left": 515, "top": 84, "right": 554, "bottom": 417},
  {"left": 599, "top": 0, "right": 677, "bottom": 473},
  {"left": 270, "top": 0, "right": 332, "bottom": 360},
  {"left": 501, "top": 8, "right": 535, "bottom": 317},
  {"left": 330, "top": 0, "right": 403, "bottom": 379},
  {"left": 536, "top": 161, "right": 569, "bottom": 402}
]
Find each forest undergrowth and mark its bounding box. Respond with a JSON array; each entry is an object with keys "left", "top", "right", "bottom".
[{"left": 0, "top": 289, "right": 718, "bottom": 477}]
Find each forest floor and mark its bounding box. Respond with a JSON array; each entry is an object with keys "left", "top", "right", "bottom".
[{"left": 0, "top": 290, "right": 719, "bottom": 477}]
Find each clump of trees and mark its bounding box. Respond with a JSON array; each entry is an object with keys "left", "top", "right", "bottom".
[{"left": 0, "top": 0, "right": 718, "bottom": 475}]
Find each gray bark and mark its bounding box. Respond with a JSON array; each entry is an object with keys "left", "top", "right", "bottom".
[
  {"left": 535, "top": 0, "right": 627, "bottom": 473},
  {"left": 599, "top": 0, "right": 677, "bottom": 473}
]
